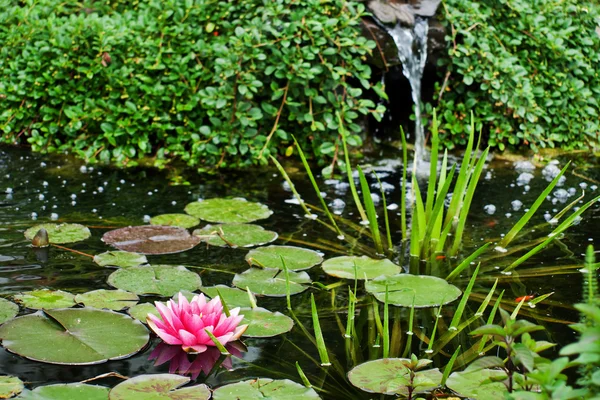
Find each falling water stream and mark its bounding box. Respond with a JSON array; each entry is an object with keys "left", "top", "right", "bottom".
[{"left": 386, "top": 18, "right": 429, "bottom": 162}]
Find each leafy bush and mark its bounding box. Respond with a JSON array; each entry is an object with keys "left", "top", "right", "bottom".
[
  {"left": 434, "top": 0, "right": 600, "bottom": 151},
  {"left": 0, "top": 0, "right": 384, "bottom": 169}
]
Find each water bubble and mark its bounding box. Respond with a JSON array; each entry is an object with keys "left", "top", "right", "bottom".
[
  {"left": 591, "top": 185, "right": 598, "bottom": 191},
  {"left": 5, "top": 188, "right": 12, "bottom": 194},
  {"left": 505, "top": 213, "right": 512, "bottom": 218},
  {"left": 484, "top": 171, "right": 492, "bottom": 180},
  {"left": 143, "top": 215, "right": 151, "bottom": 223},
  {"left": 324, "top": 179, "right": 339, "bottom": 186},
  {"left": 371, "top": 181, "right": 395, "bottom": 193},
  {"left": 116, "top": 187, "right": 121, "bottom": 191},
  {"left": 71, "top": 201, "right": 76, "bottom": 206},
  {"left": 38, "top": 194, "right": 45, "bottom": 201},
  {"left": 120, "top": 179, "right": 126, "bottom": 184},
  {"left": 544, "top": 212, "right": 552, "bottom": 222},
  {"left": 97, "top": 187, "right": 104, "bottom": 193},
  {"left": 42, "top": 181, "right": 48, "bottom": 187},
  {"left": 370, "top": 193, "right": 381, "bottom": 205},
  {"left": 171, "top": 201, "right": 177, "bottom": 206},
  {"left": 82, "top": 183, "right": 86, "bottom": 187},
  {"left": 334, "top": 182, "right": 350, "bottom": 195},
  {"left": 553, "top": 188, "right": 569, "bottom": 203},
  {"left": 329, "top": 198, "right": 346, "bottom": 215},
  {"left": 50, "top": 213, "right": 59, "bottom": 221},
  {"left": 516, "top": 172, "right": 534, "bottom": 186},
  {"left": 285, "top": 198, "right": 301, "bottom": 205},
  {"left": 514, "top": 160, "right": 536, "bottom": 173},
  {"left": 70, "top": 194, "right": 77, "bottom": 200},
  {"left": 511, "top": 200, "right": 523, "bottom": 211},
  {"left": 282, "top": 181, "right": 291, "bottom": 192},
  {"left": 147, "top": 192, "right": 153, "bottom": 196},
  {"left": 31, "top": 212, "right": 38, "bottom": 220},
  {"left": 319, "top": 192, "right": 327, "bottom": 199},
  {"left": 483, "top": 204, "right": 496, "bottom": 215},
  {"left": 567, "top": 187, "right": 577, "bottom": 196},
  {"left": 40, "top": 162, "right": 46, "bottom": 167},
  {"left": 79, "top": 165, "right": 87, "bottom": 173},
  {"left": 92, "top": 209, "right": 97, "bottom": 213},
  {"left": 387, "top": 203, "right": 399, "bottom": 211},
  {"left": 580, "top": 182, "right": 588, "bottom": 190}
]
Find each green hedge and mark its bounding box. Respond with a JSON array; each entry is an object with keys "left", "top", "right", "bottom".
[
  {"left": 434, "top": 0, "right": 600, "bottom": 151},
  {"left": 0, "top": 0, "right": 385, "bottom": 169}
]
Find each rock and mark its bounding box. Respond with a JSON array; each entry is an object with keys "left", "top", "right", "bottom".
[{"left": 368, "top": 0, "right": 441, "bottom": 27}]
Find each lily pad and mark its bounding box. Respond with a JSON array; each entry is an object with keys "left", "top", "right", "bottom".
[
  {"left": 0, "top": 308, "right": 148, "bottom": 365},
  {"left": 201, "top": 286, "right": 255, "bottom": 308},
  {"left": 0, "top": 298, "right": 18, "bottom": 324},
  {"left": 233, "top": 268, "right": 311, "bottom": 297},
  {"left": 213, "top": 378, "right": 320, "bottom": 399},
  {"left": 321, "top": 255, "right": 401, "bottom": 279},
  {"left": 193, "top": 224, "right": 278, "bottom": 248},
  {"left": 446, "top": 368, "right": 507, "bottom": 400},
  {"left": 93, "top": 251, "right": 148, "bottom": 269},
  {"left": 24, "top": 223, "right": 91, "bottom": 244},
  {"left": 102, "top": 226, "right": 201, "bottom": 255},
  {"left": 128, "top": 303, "right": 159, "bottom": 323},
  {"left": 245, "top": 245, "right": 323, "bottom": 271},
  {"left": 348, "top": 359, "right": 442, "bottom": 395},
  {"left": 185, "top": 198, "right": 272, "bottom": 223},
  {"left": 107, "top": 265, "right": 202, "bottom": 296},
  {"left": 17, "top": 383, "right": 109, "bottom": 400},
  {"left": 14, "top": 289, "right": 75, "bottom": 310},
  {"left": 365, "top": 274, "right": 462, "bottom": 308},
  {"left": 109, "top": 374, "right": 210, "bottom": 400},
  {"left": 0, "top": 376, "right": 24, "bottom": 398},
  {"left": 240, "top": 307, "right": 294, "bottom": 338},
  {"left": 150, "top": 214, "right": 200, "bottom": 229},
  {"left": 75, "top": 289, "right": 139, "bottom": 311}
]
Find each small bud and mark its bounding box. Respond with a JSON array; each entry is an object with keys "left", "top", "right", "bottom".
[{"left": 31, "top": 228, "right": 49, "bottom": 248}]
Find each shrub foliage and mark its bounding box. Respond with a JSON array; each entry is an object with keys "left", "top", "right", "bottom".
[
  {"left": 0, "top": 0, "right": 384, "bottom": 169},
  {"left": 435, "top": 0, "right": 600, "bottom": 151}
]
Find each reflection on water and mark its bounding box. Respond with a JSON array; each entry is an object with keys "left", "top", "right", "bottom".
[{"left": 0, "top": 145, "right": 599, "bottom": 398}]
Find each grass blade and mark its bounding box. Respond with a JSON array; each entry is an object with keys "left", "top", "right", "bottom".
[
  {"left": 311, "top": 293, "right": 331, "bottom": 366},
  {"left": 383, "top": 284, "right": 390, "bottom": 358},
  {"left": 449, "top": 264, "right": 480, "bottom": 330},
  {"left": 400, "top": 126, "right": 408, "bottom": 240},
  {"left": 357, "top": 165, "right": 383, "bottom": 254},
  {"left": 340, "top": 121, "right": 368, "bottom": 223},
  {"left": 497, "top": 162, "right": 570, "bottom": 249},
  {"left": 477, "top": 290, "right": 504, "bottom": 354},
  {"left": 402, "top": 296, "right": 416, "bottom": 358},
  {"left": 432, "top": 150, "right": 449, "bottom": 243},
  {"left": 296, "top": 362, "right": 313, "bottom": 388},
  {"left": 281, "top": 255, "right": 292, "bottom": 311},
  {"left": 421, "top": 165, "right": 457, "bottom": 256},
  {"left": 375, "top": 172, "right": 393, "bottom": 251},
  {"left": 425, "top": 109, "right": 439, "bottom": 221},
  {"left": 269, "top": 155, "right": 313, "bottom": 218},
  {"left": 441, "top": 346, "right": 462, "bottom": 386},
  {"left": 293, "top": 135, "right": 343, "bottom": 238},
  {"left": 426, "top": 303, "right": 444, "bottom": 354},
  {"left": 446, "top": 243, "right": 491, "bottom": 281}
]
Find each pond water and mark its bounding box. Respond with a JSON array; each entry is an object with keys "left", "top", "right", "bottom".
[{"left": 0, "top": 145, "right": 598, "bottom": 398}]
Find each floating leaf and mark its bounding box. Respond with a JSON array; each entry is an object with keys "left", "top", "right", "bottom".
[
  {"left": 233, "top": 268, "right": 311, "bottom": 297},
  {"left": 348, "top": 358, "right": 442, "bottom": 395},
  {"left": 446, "top": 368, "right": 508, "bottom": 400},
  {"left": 201, "top": 286, "right": 255, "bottom": 308},
  {"left": 102, "top": 226, "right": 201, "bottom": 255},
  {"left": 193, "top": 224, "right": 277, "bottom": 248},
  {"left": 213, "top": 378, "right": 320, "bottom": 399},
  {"left": 107, "top": 265, "right": 202, "bottom": 296},
  {"left": 128, "top": 303, "right": 159, "bottom": 323},
  {"left": 0, "top": 376, "right": 24, "bottom": 398},
  {"left": 93, "top": 251, "right": 147, "bottom": 269},
  {"left": 14, "top": 289, "right": 75, "bottom": 310},
  {"left": 365, "top": 275, "right": 462, "bottom": 308},
  {"left": 150, "top": 214, "right": 200, "bottom": 229},
  {"left": 0, "top": 298, "right": 18, "bottom": 324},
  {"left": 245, "top": 245, "right": 323, "bottom": 271},
  {"left": 240, "top": 307, "right": 294, "bottom": 338},
  {"left": 109, "top": 374, "right": 210, "bottom": 400},
  {"left": 75, "top": 289, "right": 139, "bottom": 311},
  {"left": 321, "top": 256, "right": 401, "bottom": 279},
  {"left": 17, "top": 383, "right": 109, "bottom": 400},
  {"left": 0, "top": 308, "right": 148, "bottom": 365},
  {"left": 185, "top": 198, "right": 272, "bottom": 223},
  {"left": 24, "top": 223, "right": 90, "bottom": 244}
]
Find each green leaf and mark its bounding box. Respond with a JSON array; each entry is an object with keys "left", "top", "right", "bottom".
[
  {"left": 185, "top": 198, "right": 272, "bottom": 223},
  {"left": 446, "top": 368, "right": 507, "bottom": 400},
  {"left": 14, "top": 289, "right": 75, "bottom": 310},
  {"left": 245, "top": 245, "right": 323, "bottom": 271},
  {"left": 24, "top": 223, "right": 90, "bottom": 244},
  {"left": 93, "top": 251, "right": 148, "bottom": 269},
  {"left": 109, "top": 374, "right": 210, "bottom": 400},
  {"left": 240, "top": 307, "right": 294, "bottom": 338},
  {"left": 0, "top": 298, "right": 19, "bottom": 324},
  {"left": 17, "top": 383, "right": 108, "bottom": 400},
  {"left": 233, "top": 268, "right": 311, "bottom": 297},
  {"left": 193, "top": 224, "right": 278, "bottom": 248},
  {"left": 201, "top": 285, "right": 256, "bottom": 308},
  {"left": 0, "top": 376, "right": 24, "bottom": 399},
  {"left": 150, "top": 213, "right": 200, "bottom": 229},
  {"left": 365, "top": 274, "right": 462, "bottom": 308},
  {"left": 213, "top": 379, "right": 320, "bottom": 399},
  {"left": 107, "top": 265, "right": 202, "bottom": 296},
  {"left": 321, "top": 256, "right": 401, "bottom": 280},
  {"left": 75, "top": 289, "right": 139, "bottom": 311}
]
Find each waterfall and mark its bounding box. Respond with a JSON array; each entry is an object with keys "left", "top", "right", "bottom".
[{"left": 386, "top": 18, "right": 429, "bottom": 161}]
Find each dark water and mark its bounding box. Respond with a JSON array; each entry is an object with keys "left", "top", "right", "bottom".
[{"left": 0, "top": 145, "right": 598, "bottom": 398}]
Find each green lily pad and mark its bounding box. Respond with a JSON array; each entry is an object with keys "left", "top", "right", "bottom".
[
  {"left": 245, "top": 245, "right": 323, "bottom": 271},
  {"left": 347, "top": 358, "right": 442, "bottom": 395},
  {"left": 150, "top": 214, "right": 200, "bottom": 229},
  {"left": 365, "top": 274, "right": 462, "bottom": 308},
  {"left": 446, "top": 368, "right": 508, "bottom": 400},
  {"left": 321, "top": 255, "right": 401, "bottom": 279},
  {"left": 107, "top": 265, "right": 202, "bottom": 296},
  {"left": 0, "top": 298, "right": 18, "bottom": 324},
  {"left": 193, "top": 224, "right": 278, "bottom": 248},
  {"left": 14, "top": 289, "right": 75, "bottom": 310},
  {"left": 17, "top": 383, "right": 109, "bottom": 400},
  {"left": 93, "top": 251, "right": 148, "bottom": 269},
  {"left": 201, "top": 285, "right": 255, "bottom": 308},
  {"left": 24, "top": 223, "right": 91, "bottom": 244},
  {"left": 102, "top": 226, "right": 201, "bottom": 255},
  {"left": 240, "top": 307, "right": 294, "bottom": 338},
  {"left": 127, "top": 303, "right": 159, "bottom": 323},
  {"left": 0, "top": 308, "right": 148, "bottom": 365},
  {"left": 109, "top": 374, "right": 210, "bottom": 400},
  {"left": 213, "top": 378, "right": 320, "bottom": 399},
  {"left": 233, "top": 268, "right": 311, "bottom": 297},
  {"left": 185, "top": 198, "right": 273, "bottom": 223},
  {"left": 0, "top": 376, "right": 24, "bottom": 398},
  {"left": 75, "top": 289, "right": 139, "bottom": 311}
]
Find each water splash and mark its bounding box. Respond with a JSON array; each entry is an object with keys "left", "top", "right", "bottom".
[{"left": 386, "top": 18, "right": 429, "bottom": 161}]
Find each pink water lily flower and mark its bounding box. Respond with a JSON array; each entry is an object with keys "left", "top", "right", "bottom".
[{"left": 147, "top": 292, "right": 248, "bottom": 353}]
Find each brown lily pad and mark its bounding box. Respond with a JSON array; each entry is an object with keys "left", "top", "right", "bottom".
[{"left": 101, "top": 226, "right": 201, "bottom": 255}]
